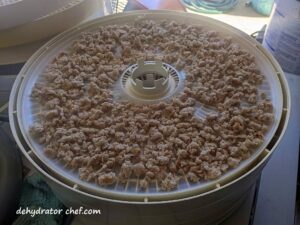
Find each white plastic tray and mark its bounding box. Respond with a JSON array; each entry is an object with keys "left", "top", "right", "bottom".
[
  {"left": 0, "top": 0, "right": 103, "bottom": 48},
  {"left": 15, "top": 11, "right": 283, "bottom": 201},
  {"left": 0, "top": 0, "right": 75, "bottom": 30}
]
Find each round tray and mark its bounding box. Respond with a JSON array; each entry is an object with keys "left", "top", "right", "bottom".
[
  {"left": 0, "top": 0, "right": 103, "bottom": 48},
  {"left": 15, "top": 11, "right": 283, "bottom": 202},
  {"left": 0, "top": 0, "right": 75, "bottom": 30}
]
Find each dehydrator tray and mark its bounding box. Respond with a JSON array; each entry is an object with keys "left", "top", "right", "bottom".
[{"left": 13, "top": 11, "right": 284, "bottom": 202}]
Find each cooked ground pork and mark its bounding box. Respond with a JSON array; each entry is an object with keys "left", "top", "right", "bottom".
[{"left": 30, "top": 19, "right": 273, "bottom": 191}]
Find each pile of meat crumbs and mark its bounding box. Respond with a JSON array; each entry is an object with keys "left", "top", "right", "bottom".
[{"left": 30, "top": 19, "right": 274, "bottom": 191}]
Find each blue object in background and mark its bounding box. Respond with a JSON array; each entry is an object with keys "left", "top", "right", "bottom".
[
  {"left": 250, "top": 0, "right": 274, "bottom": 16},
  {"left": 181, "top": 0, "right": 238, "bottom": 14}
]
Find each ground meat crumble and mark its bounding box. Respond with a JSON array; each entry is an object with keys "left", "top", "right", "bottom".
[{"left": 30, "top": 19, "right": 273, "bottom": 192}]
